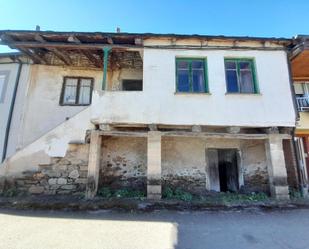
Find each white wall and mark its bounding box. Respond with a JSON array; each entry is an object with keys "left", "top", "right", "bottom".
[
  {"left": 93, "top": 48, "right": 296, "bottom": 127},
  {"left": 0, "top": 62, "right": 31, "bottom": 161},
  {"left": 20, "top": 65, "right": 103, "bottom": 146}
]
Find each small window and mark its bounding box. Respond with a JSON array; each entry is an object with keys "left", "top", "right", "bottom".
[
  {"left": 176, "top": 58, "right": 208, "bottom": 93},
  {"left": 122, "top": 79, "right": 143, "bottom": 91},
  {"left": 225, "top": 59, "right": 258, "bottom": 94},
  {"left": 60, "top": 77, "right": 94, "bottom": 106}
]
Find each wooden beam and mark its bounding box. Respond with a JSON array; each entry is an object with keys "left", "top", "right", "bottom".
[
  {"left": 0, "top": 40, "right": 142, "bottom": 50},
  {"left": 80, "top": 50, "right": 102, "bottom": 68},
  {"left": 99, "top": 130, "right": 291, "bottom": 140},
  {"left": 68, "top": 35, "right": 81, "bottom": 43},
  {"left": 50, "top": 48, "right": 72, "bottom": 65},
  {"left": 1, "top": 34, "right": 47, "bottom": 64},
  {"left": 34, "top": 34, "right": 72, "bottom": 65}
]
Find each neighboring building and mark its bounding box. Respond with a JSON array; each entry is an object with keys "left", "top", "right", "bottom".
[
  {"left": 0, "top": 30, "right": 298, "bottom": 199},
  {"left": 290, "top": 35, "right": 309, "bottom": 193},
  {"left": 0, "top": 53, "right": 31, "bottom": 163}
]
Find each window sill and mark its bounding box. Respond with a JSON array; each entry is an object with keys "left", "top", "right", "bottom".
[
  {"left": 174, "top": 92, "right": 211, "bottom": 95},
  {"left": 225, "top": 92, "right": 262, "bottom": 96},
  {"left": 59, "top": 104, "right": 91, "bottom": 106}
]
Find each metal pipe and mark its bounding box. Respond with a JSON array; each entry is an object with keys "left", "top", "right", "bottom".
[
  {"left": 102, "top": 47, "right": 111, "bottom": 90},
  {"left": 1, "top": 61, "right": 23, "bottom": 162}
]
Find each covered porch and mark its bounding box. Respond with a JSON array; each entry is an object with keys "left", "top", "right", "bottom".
[{"left": 85, "top": 124, "right": 292, "bottom": 200}]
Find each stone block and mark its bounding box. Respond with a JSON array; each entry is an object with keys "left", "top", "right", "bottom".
[
  {"left": 60, "top": 185, "right": 76, "bottom": 190},
  {"left": 33, "top": 172, "right": 46, "bottom": 180},
  {"left": 57, "top": 178, "right": 67, "bottom": 185},
  {"left": 48, "top": 178, "right": 58, "bottom": 185},
  {"left": 50, "top": 184, "right": 60, "bottom": 190},
  {"left": 29, "top": 185, "right": 44, "bottom": 194},
  {"left": 75, "top": 178, "right": 88, "bottom": 184},
  {"left": 69, "top": 170, "right": 79, "bottom": 179}
]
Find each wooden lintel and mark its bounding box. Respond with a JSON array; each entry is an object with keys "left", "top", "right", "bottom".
[
  {"left": 99, "top": 130, "right": 291, "bottom": 140},
  {"left": 80, "top": 50, "right": 102, "bottom": 68}
]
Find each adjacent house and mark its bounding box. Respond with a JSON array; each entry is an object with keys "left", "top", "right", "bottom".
[
  {"left": 290, "top": 35, "right": 309, "bottom": 194},
  {"left": 0, "top": 30, "right": 298, "bottom": 199}
]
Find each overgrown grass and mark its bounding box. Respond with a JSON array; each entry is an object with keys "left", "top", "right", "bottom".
[
  {"left": 1, "top": 187, "right": 19, "bottom": 197},
  {"left": 289, "top": 188, "right": 302, "bottom": 199},
  {"left": 162, "top": 187, "right": 193, "bottom": 202},
  {"left": 97, "top": 187, "right": 145, "bottom": 199}
]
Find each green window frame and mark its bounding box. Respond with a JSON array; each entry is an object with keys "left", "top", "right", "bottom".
[
  {"left": 176, "top": 58, "right": 209, "bottom": 93},
  {"left": 224, "top": 58, "right": 259, "bottom": 94}
]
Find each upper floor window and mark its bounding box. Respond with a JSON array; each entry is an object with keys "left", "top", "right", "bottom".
[
  {"left": 60, "top": 77, "right": 94, "bottom": 106},
  {"left": 224, "top": 59, "right": 258, "bottom": 94},
  {"left": 176, "top": 58, "right": 208, "bottom": 93},
  {"left": 122, "top": 79, "right": 143, "bottom": 91}
]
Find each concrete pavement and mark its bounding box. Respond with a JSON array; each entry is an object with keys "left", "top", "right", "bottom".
[{"left": 0, "top": 208, "right": 308, "bottom": 249}]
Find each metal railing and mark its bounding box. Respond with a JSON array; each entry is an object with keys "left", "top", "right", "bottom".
[{"left": 296, "top": 96, "right": 309, "bottom": 111}]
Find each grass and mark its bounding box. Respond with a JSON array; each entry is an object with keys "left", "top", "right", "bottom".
[
  {"left": 162, "top": 187, "right": 193, "bottom": 202},
  {"left": 97, "top": 187, "right": 145, "bottom": 199}
]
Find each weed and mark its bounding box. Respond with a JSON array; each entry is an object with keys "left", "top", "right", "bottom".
[{"left": 162, "top": 187, "right": 193, "bottom": 202}]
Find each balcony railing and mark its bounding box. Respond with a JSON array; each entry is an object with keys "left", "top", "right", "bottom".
[{"left": 296, "top": 96, "right": 309, "bottom": 111}]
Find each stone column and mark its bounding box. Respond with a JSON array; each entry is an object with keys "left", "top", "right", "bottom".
[
  {"left": 147, "top": 131, "right": 162, "bottom": 199},
  {"left": 265, "top": 134, "right": 290, "bottom": 200},
  {"left": 85, "top": 130, "right": 102, "bottom": 199}
]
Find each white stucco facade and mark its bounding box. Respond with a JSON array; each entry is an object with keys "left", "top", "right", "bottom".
[
  {"left": 0, "top": 44, "right": 296, "bottom": 183},
  {"left": 93, "top": 48, "right": 296, "bottom": 127}
]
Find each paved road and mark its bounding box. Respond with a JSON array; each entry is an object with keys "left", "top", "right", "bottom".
[{"left": 0, "top": 208, "right": 308, "bottom": 249}]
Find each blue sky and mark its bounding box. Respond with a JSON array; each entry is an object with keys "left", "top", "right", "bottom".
[{"left": 0, "top": 0, "right": 309, "bottom": 52}]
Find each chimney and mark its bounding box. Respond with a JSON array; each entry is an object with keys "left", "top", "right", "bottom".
[
  {"left": 116, "top": 27, "right": 121, "bottom": 33},
  {"left": 36, "top": 25, "right": 40, "bottom": 31}
]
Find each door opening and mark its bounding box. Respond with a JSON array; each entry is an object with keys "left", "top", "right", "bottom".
[{"left": 207, "top": 148, "right": 239, "bottom": 192}]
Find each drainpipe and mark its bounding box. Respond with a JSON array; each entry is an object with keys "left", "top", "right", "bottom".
[
  {"left": 1, "top": 61, "right": 23, "bottom": 163},
  {"left": 102, "top": 47, "right": 111, "bottom": 90}
]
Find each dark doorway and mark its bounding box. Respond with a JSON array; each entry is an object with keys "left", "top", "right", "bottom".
[{"left": 218, "top": 149, "right": 239, "bottom": 192}]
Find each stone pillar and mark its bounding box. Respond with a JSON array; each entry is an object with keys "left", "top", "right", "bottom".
[
  {"left": 265, "top": 134, "right": 290, "bottom": 200},
  {"left": 85, "top": 130, "right": 102, "bottom": 199},
  {"left": 147, "top": 131, "right": 162, "bottom": 199}
]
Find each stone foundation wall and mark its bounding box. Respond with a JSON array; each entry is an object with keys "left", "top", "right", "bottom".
[
  {"left": 11, "top": 144, "right": 89, "bottom": 195},
  {"left": 99, "top": 137, "right": 147, "bottom": 191},
  {"left": 162, "top": 137, "right": 206, "bottom": 194},
  {"left": 241, "top": 140, "right": 269, "bottom": 193}
]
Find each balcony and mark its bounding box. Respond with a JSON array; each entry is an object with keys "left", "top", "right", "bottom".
[{"left": 296, "top": 96, "right": 309, "bottom": 111}]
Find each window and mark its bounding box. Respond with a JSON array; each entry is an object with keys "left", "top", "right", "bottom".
[
  {"left": 224, "top": 59, "right": 258, "bottom": 94},
  {"left": 60, "top": 77, "right": 93, "bottom": 106},
  {"left": 176, "top": 58, "right": 208, "bottom": 93},
  {"left": 122, "top": 79, "right": 143, "bottom": 91}
]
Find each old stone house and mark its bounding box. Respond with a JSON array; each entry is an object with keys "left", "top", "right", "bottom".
[{"left": 0, "top": 30, "right": 298, "bottom": 199}]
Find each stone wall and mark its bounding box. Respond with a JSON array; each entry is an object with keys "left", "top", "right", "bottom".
[
  {"left": 12, "top": 144, "right": 89, "bottom": 195},
  {"left": 241, "top": 140, "right": 269, "bottom": 193},
  {"left": 99, "top": 137, "right": 147, "bottom": 191},
  {"left": 3, "top": 136, "right": 272, "bottom": 197},
  {"left": 162, "top": 137, "right": 206, "bottom": 194}
]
